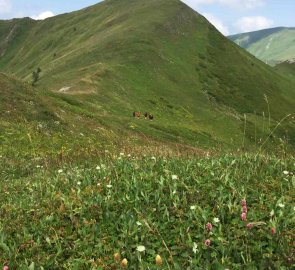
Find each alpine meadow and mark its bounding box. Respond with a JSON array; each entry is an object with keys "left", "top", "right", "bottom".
[{"left": 0, "top": 0, "right": 294, "bottom": 269}]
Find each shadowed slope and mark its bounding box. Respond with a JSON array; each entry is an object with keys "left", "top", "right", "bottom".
[{"left": 274, "top": 61, "right": 295, "bottom": 79}]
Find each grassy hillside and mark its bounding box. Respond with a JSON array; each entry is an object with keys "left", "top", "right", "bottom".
[
  {"left": 0, "top": 0, "right": 295, "bottom": 152},
  {"left": 1, "top": 1, "right": 295, "bottom": 269},
  {"left": 229, "top": 27, "right": 295, "bottom": 66},
  {"left": 0, "top": 72, "right": 205, "bottom": 166},
  {"left": 274, "top": 61, "right": 295, "bottom": 79}
]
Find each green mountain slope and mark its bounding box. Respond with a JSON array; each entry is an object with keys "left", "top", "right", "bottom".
[
  {"left": 274, "top": 61, "right": 295, "bottom": 79},
  {"left": 0, "top": 72, "right": 178, "bottom": 161},
  {"left": 229, "top": 27, "right": 295, "bottom": 65},
  {"left": 0, "top": 0, "right": 295, "bottom": 151}
]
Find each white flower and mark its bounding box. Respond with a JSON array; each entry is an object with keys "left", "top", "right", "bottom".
[
  {"left": 58, "top": 169, "right": 63, "bottom": 173},
  {"left": 136, "top": 221, "right": 142, "bottom": 226},
  {"left": 127, "top": 154, "right": 131, "bottom": 157},
  {"left": 136, "top": 245, "right": 146, "bottom": 252},
  {"left": 213, "top": 217, "right": 220, "bottom": 223},
  {"left": 278, "top": 203, "right": 285, "bottom": 208},
  {"left": 106, "top": 185, "right": 112, "bottom": 188},
  {"left": 172, "top": 190, "right": 177, "bottom": 194},
  {"left": 190, "top": 205, "right": 196, "bottom": 210},
  {"left": 283, "top": 171, "right": 289, "bottom": 175},
  {"left": 172, "top": 175, "right": 178, "bottom": 180},
  {"left": 151, "top": 156, "right": 156, "bottom": 160},
  {"left": 120, "top": 152, "right": 124, "bottom": 156},
  {"left": 270, "top": 209, "right": 275, "bottom": 217},
  {"left": 192, "top": 242, "right": 198, "bottom": 254},
  {"left": 96, "top": 165, "right": 101, "bottom": 170}
]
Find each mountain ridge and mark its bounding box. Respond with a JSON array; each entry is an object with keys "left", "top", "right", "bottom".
[
  {"left": 1, "top": 0, "right": 295, "bottom": 150},
  {"left": 229, "top": 27, "right": 295, "bottom": 65}
]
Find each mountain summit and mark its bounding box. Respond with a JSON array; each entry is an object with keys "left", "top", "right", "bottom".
[{"left": 0, "top": 0, "right": 294, "bottom": 149}]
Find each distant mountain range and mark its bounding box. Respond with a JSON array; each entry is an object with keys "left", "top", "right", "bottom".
[{"left": 229, "top": 27, "right": 295, "bottom": 66}]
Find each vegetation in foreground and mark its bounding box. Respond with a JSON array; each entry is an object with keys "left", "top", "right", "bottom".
[{"left": 0, "top": 153, "right": 294, "bottom": 269}]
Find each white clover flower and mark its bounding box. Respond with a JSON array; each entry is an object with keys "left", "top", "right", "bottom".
[
  {"left": 283, "top": 171, "right": 289, "bottom": 175},
  {"left": 190, "top": 205, "right": 196, "bottom": 210},
  {"left": 213, "top": 217, "right": 220, "bottom": 223},
  {"left": 77, "top": 181, "right": 81, "bottom": 186},
  {"left": 136, "top": 221, "right": 142, "bottom": 226},
  {"left": 58, "top": 169, "right": 63, "bottom": 173},
  {"left": 106, "top": 184, "right": 112, "bottom": 188},
  {"left": 192, "top": 242, "right": 198, "bottom": 254},
  {"left": 172, "top": 175, "right": 178, "bottom": 180},
  {"left": 96, "top": 165, "right": 101, "bottom": 170},
  {"left": 278, "top": 203, "right": 285, "bottom": 208},
  {"left": 136, "top": 245, "right": 146, "bottom": 252}
]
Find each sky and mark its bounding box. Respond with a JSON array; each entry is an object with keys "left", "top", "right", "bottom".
[{"left": 0, "top": 0, "right": 294, "bottom": 35}]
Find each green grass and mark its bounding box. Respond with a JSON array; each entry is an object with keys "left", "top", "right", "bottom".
[
  {"left": 0, "top": 2, "right": 295, "bottom": 269},
  {"left": 274, "top": 61, "right": 295, "bottom": 79},
  {"left": 0, "top": 153, "right": 294, "bottom": 269},
  {"left": 0, "top": 0, "right": 295, "bottom": 151},
  {"left": 229, "top": 27, "right": 295, "bottom": 66}
]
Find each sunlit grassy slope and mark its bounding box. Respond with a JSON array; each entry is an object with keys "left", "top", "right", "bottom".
[
  {"left": 229, "top": 27, "right": 295, "bottom": 66},
  {"left": 0, "top": 0, "right": 295, "bottom": 151},
  {"left": 0, "top": 1, "right": 295, "bottom": 268}
]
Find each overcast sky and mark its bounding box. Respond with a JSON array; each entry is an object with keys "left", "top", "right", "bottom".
[{"left": 0, "top": 0, "right": 294, "bottom": 35}]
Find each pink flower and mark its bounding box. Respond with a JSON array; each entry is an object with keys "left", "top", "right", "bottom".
[
  {"left": 241, "top": 212, "right": 247, "bottom": 221},
  {"left": 241, "top": 199, "right": 247, "bottom": 207},
  {"left": 204, "top": 239, "right": 211, "bottom": 247},
  {"left": 246, "top": 223, "right": 254, "bottom": 229},
  {"left": 242, "top": 206, "right": 248, "bottom": 213},
  {"left": 3, "top": 266, "right": 8, "bottom": 270},
  {"left": 271, "top": 227, "right": 276, "bottom": 235},
  {"left": 206, "top": 223, "right": 213, "bottom": 232}
]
